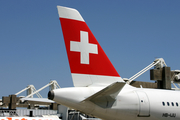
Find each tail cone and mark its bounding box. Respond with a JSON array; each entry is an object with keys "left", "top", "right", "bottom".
[{"left": 48, "top": 90, "right": 54, "bottom": 100}]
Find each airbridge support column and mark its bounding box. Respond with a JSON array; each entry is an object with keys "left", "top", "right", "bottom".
[
  {"left": 50, "top": 103, "right": 58, "bottom": 110},
  {"left": 150, "top": 67, "right": 171, "bottom": 89},
  {"left": 9, "top": 95, "right": 17, "bottom": 109}
]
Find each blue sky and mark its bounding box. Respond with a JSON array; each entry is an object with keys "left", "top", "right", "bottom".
[{"left": 0, "top": 1, "right": 180, "bottom": 98}]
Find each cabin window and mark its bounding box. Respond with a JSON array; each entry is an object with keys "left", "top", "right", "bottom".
[
  {"left": 172, "top": 102, "right": 174, "bottom": 106},
  {"left": 162, "top": 102, "right": 165, "bottom": 106},
  {"left": 176, "top": 102, "right": 178, "bottom": 106},
  {"left": 167, "top": 102, "right": 170, "bottom": 106}
]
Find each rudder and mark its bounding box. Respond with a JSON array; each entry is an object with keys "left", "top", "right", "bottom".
[{"left": 57, "top": 6, "right": 124, "bottom": 87}]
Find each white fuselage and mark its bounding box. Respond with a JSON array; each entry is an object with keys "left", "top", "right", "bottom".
[{"left": 52, "top": 84, "right": 180, "bottom": 120}]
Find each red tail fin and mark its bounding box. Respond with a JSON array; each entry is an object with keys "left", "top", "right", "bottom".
[{"left": 57, "top": 6, "right": 124, "bottom": 87}]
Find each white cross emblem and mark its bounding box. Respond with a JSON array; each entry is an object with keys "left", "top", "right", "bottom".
[{"left": 70, "top": 31, "right": 98, "bottom": 64}]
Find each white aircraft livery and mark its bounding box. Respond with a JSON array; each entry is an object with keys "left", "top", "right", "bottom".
[{"left": 48, "top": 6, "right": 180, "bottom": 120}]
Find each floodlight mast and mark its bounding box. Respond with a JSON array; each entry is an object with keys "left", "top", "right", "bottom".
[{"left": 126, "top": 58, "right": 167, "bottom": 84}]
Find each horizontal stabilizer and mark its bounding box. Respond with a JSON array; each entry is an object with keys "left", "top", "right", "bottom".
[
  {"left": 20, "top": 98, "right": 55, "bottom": 104},
  {"left": 83, "top": 82, "right": 125, "bottom": 108}
]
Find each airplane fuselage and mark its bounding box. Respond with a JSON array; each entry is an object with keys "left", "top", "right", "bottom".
[{"left": 49, "top": 84, "right": 180, "bottom": 120}]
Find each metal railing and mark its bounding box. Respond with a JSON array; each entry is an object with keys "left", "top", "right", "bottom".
[
  {"left": 0, "top": 110, "right": 18, "bottom": 117},
  {"left": 0, "top": 109, "right": 57, "bottom": 117}
]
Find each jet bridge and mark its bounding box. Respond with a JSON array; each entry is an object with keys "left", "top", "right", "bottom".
[
  {"left": 1, "top": 80, "right": 60, "bottom": 109},
  {"left": 15, "top": 85, "right": 42, "bottom": 98},
  {"left": 15, "top": 80, "right": 60, "bottom": 98},
  {"left": 170, "top": 70, "right": 180, "bottom": 90},
  {"left": 125, "top": 58, "right": 180, "bottom": 90},
  {"left": 24, "top": 80, "right": 60, "bottom": 98},
  {"left": 126, "top": 58, "right": 167, "bottom": 85}
]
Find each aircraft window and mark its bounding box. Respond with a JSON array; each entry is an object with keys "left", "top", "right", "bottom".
[
  {"left": 167, "top": 102, "right": 170, "bottom": 106},
  {"left": 176, "top": 102, "right": 178, "bottom": 106},
  {"left": 172, "top": 102, "right": 174, "bottom": 106},
  {"left": 162, "top": 102, "right": 165, "bottom": 106}
]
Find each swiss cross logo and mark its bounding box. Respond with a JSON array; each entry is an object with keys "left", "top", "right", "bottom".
[{"left": 70, "top": 31, "right": 98, "bottom": 64}]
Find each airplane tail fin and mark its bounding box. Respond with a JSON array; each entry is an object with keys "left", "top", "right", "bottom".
[{"left": 57, "top": 6, "right": 124, "bottom": 87}]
